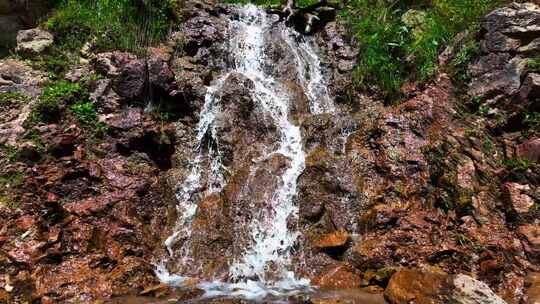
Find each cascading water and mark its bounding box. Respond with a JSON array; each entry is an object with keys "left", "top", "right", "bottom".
[{"left": 157, "top": 4, "right": 334, "bottom": 300}]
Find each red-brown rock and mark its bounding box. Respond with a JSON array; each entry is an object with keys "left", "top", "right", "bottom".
[{"left": 312, "top": 262, "right": 362, "bottom": 289}]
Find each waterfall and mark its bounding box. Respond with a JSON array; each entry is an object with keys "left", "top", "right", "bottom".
[{"left": 157, "top": 4, "right": 334, "bottom": 300}]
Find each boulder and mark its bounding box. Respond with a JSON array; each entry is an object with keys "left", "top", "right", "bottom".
[
  {"left": 519, "top": 73, "right": 540, "bottom": 107},
  {"left": 469, "top": 3, "right": 540, "bottom": 100},
  {"left": 312, "top": 262, "right": 362, "bottom": 289},
  {"left": 15, "top": 28, "right": 53, "bottom": 55},
  {"left": 503, "top": 183, "right": 535, "bottom": 215},
  {"left": 518, "top": 224, "right": 540, "bottom": 252},
  {"left": 385, "top": 269, "right": 506, "bottom": 304},
  {"left": 517, "top": 138, "right": 540, "bottom": 163},
  {"left": 468, "top": 55, "right": 527, "bottom": 98},
  {"left": 525, "top": 272, "right": 540, "bottom": 304},
  {"left": 313, "top": 230, "right": 349, "bottom": 249},
  {"left": 384, "top": 268, "right": 453, "bottom": 304}
]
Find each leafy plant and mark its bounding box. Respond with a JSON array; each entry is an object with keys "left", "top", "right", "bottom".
[
  {"left": 527, "top": 57, "right": 540, "bottom": 73},
  {"left": 30, "top": 81, "right": 88, "bottom": 123},
  {"left": 449, "top": 40, "right": 481, "bottom": 82},
  {"left": 504, "top": 158, "right": 533, "bottom": 172},
  {"left": 524, "top": 112, "right": 540, "bottom": 130},
  {"left": 70, "top": 101, "right": 98, "bottom": 125}
]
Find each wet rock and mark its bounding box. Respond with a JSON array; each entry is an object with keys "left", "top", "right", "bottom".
[
  {"left": 147, "top": 47, "right": 175, "bottom": 93},
  {"left": 468, "top": 54, "right": 526, "bottom": 98},
  {"left": 503, "top": 183, "right": 535, "bottom": 214},
  {"left": 114, "top": 56, "right": 146, "bottom": 100},
  {"left": 314, "top": 230, "right": 349, "bottom": 249},
  {"left": 15, "top": 28, "right": 53, "bottom": 55},
  {"left": 90, "top": 79, "right": 122, "bottom": 113},
  {"left": 0, "top": 59, "right": 46, "bottom": 95},
  {"left": 310, "top": 289, "right": 385, "bottom": 304},
  {"left": 519, "top": 73, "right": 540, "bottom": 108},
  {"left": 518, "top": 224, "right": 540, "bottom": 254},
  {"left": 385, "top": 269, "right": 453, "bottom": 303},
  {"left": 189, "top": 193, "right": 232, "bottom": 279},
  {"left": 315, "top": 21, "right": 359, "bottom": 103},
  {"left": 517, "top": 138, "right": 540, "bottom": 163},
  {"left": 385, "top": 269, "right": 506, "bottom": 304},
  {"left": 180, "top": 14, "right": 227, "bottom": 59},
  {"left": 100, "top": 108, "right": 142, "bottom": 130},
  {"left": 312, "top": 262, "right": 362, "bottom": 289},
  {"left": 525, "top": 272, "right": 540, "bottom": 304}
]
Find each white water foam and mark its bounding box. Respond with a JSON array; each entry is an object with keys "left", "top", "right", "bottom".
[
  {"left": 282, "top": 30, "right": 334, "bottom": 114},
  {"left": 158, "top": 4, "right": 334, "bottom": 300}
]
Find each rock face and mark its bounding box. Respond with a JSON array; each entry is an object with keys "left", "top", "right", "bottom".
[
  {"left": 1, "top": 1, "right": 540, "bottom": 303},
  {"left": 469, "top": 3, "right": 539, "bottom": 99}
]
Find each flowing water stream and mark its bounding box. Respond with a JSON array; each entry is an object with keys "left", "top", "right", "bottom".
[{"left": 157, "top": 4, "right": 334, "bottom": 301}]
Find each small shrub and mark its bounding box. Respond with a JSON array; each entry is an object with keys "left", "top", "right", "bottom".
[
  {"left": 528, "top": 57, "right": 540, "bottom": 73},
  {"left": 504, "top": 158, "right": 533, "bottom": 172},
  {"left": 524, "top": 112, "right": 540, "bottom": 130},
  {"left": 31, "top": 81, "right": 87, "bottom": 123},
  {"left": 449, "top": 40, "right": 481, "bottom": 82},
  {"left": 70, "top": 101, "right": 98, "bottom": 125}
]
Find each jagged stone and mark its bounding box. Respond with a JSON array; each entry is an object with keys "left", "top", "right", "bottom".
[
  {"left": 519, "top": 73, "right": 540, "bottom": 105},
  {"left": 517, "top": 138, "right": 540, "bottom": 163},
  {"left": 313, "top": 230, "right": 349, "bottom": 248},
  {"left": 503, "top": 183, "right": 535, "bottom": 215},
  {"left": 312, "top": 262, "right": 362, "bottom": 289}
]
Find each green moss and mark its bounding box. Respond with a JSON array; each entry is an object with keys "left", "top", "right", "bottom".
[
  {"left": 0, "top": 92, "right": 28, "bottom": 107},
  {"left": 0, "top": 195, "right": 21, "bottom": 209},
  {"left": 0, "top": 172, "right": 23, "bottom": 189},
  {"left": 527, "top": 57, "right": 540, "bottom": 73},
  {"left": 523, "top": 112, "right": 540, "bottom": 132}
]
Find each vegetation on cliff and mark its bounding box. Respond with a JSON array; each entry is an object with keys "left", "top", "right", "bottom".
[
  {"left": 342, "top": 0, "right": 505, "bottom": 101},
  {"left": 47, "top": 0, "right": 180, "bottom": 52}
]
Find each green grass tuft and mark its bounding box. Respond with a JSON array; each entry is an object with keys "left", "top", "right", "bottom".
[{"left": 46, "top": 0, "right": 180, "bottom": 54}]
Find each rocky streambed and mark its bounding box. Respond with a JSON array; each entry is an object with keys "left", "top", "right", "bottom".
[{"left": 0, "top": 1, "right": 539, "bottom": 303}]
